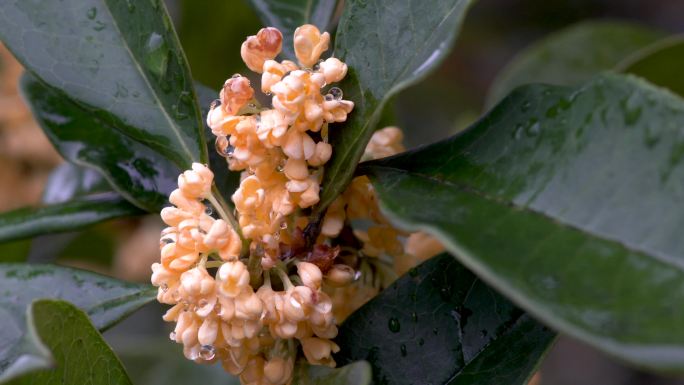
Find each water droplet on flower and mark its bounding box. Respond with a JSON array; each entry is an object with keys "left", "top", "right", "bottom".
[
  {"left": 169, "top": 331, "right": 176, "bottom": 340},
  {"left": 205, "top": 206, "right": 213, "bottom": 216},
  {"left": 388, "top": 317, "right": 400, "bottom": 333},
  {"left": 400, "top": 344, "right": 407, "bottom": 357},
  {"left": 161, "top": 238, "right": 174, "bottom": 245},
  {"left": 313, "top": 61, "right": 322, "bottom": 72},
  {"left": 231, "top": 73, "right": 242, "bottom": 79},
  {"left": 353, "top": 271, "right": 362, "bottom": 281},
  {"left": 215, "top": 136, "right": 234, "bottom": 158},
  {"left": 273, "top": 231, "right": 280, "bottom": 241},
  {"left": 328, "top": 87, "right": 343, "bottom": 100},
  {"left": 200, "top": 345, "right": 216, "bottom": 360},
  {"left": 198, "top": 299, "right": 209, "bottom": 308},
  {"left": 160, "top": 283, "right": 169, "bottom": 292},
  {"left": 86, "top": 7, "right": 97, "bottom": 19},
  {"left": 280, "top": 221, "right": 288, "bottom": 230}
]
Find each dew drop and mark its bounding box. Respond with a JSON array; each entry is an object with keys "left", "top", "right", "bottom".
[
  {"left": 411, "top": 312, "right": 418, "bottom": 322},
  {"left": 327, "top": 87, "right": 343, "bottom": 100},
  {"left": 169, "top": 331, "right": 176, "bottom": 340},
  {"left": 145, "top": 32, "right": 169, "bottom": 78},
  {"left": 198, "top": 299, "right": 209, "bottom": 308},
  {"left": 231, "top": 73, "right": 242, "bottom": 79},
  {"left": 432, "top": 328, "right": 438, "bottom": 335},
  {"left": 520, "top": 100, "right": 531, "bottom": 112},
  {"left": 273, "top": 231, "right": 280, "bottom": 241},
  {"left": 388, "top": 317, "right": 400, "bottom": 333},
  {"left": 418, "top": 338, "right": 425, "bottom": 346},
  {"left": 160, "top": 283, "right": 169, "bottom": 292},
  {"left": 280, "top": 221, "right": 288, "bottom": 230},
  {"left": 205, "top": 206, "right": 213, "bottom": 216},
  {"left": 86, "top": 7, "right": 97, "bottom": 19},
  {"left": 160, "top": 238, "right": 174, "bottom": 245},
  {"left": 127, "top": 1, "right": 136, "bottom": 12},
  {"left": 400, "top": 344, "right": 407, "bottom": 357},
  {"left": 200, "top": 345, "right": 216, "bottom": 360},
  {"left": 313, "top": 61, "right": 322, "bottom": 72},
  {"left": 215, "top": 136, "right": 234, "bottom": 158}
]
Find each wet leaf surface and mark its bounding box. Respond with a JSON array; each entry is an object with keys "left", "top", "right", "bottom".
[
  {"left": 313, "top": 0, "right": 473, "bottom": 219},
  {"left": 362, "top": 74, "right": 684, "bottom": 371},
  {"left": 6, "top": 300, "right": 133, "bottom": 385},
  {"left": 21, "top": 74, "right": 179, "bottom": 212},
  {"left": 336, "top": 254, "right": 554, "bottom": 385},
  {"left": 0, "top": 264, "right": 155, "bottom": 382},
  {"left": 0, "top": 0, "right": 207, "bottom": 167}
]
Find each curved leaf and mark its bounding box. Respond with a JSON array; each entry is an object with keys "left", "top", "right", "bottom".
[
  {"left": 617, "top": 35, "right": 684, "bottom": 97},
  {"left": 41, "top": 163, "right": 113, "bottom": 205},
  {"left": 6, "top": 300, "right": 133, "bottom": 385},
  {"left": 0, "top": 197, "right": 143, "bottom": 244},
  {"left": 361, "top": 73, "right": 684, "bottom": 370},
  {"left": 292, "top": 360, "right": 372, "bottom": 385},
  {"left": 0, "top": 0, "right": 207, "bottom": 167},
  {"left": 314, "top": 0, "right": 473, "bottom": 218},
  {"left": 247, "top": 0, "right": 338, "bottom": 61},
  {"left": 486, "top": 21, "right": 664, "bottom": 107},
  {"left": 0, "top": 264, "right": 156, "bottom": 381},
  {"left": 336, "top": 254, "right": 554, "bottom": 385},
  {"left": 21, "top": 73, "right": 179, "bottom": 211}
]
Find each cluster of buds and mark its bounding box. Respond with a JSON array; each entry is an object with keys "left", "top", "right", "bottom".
[
  {"left": 153, "top": 22, "right": 444, "bottom": 385},
  {"left": 207, "top": 25, "right": 353, "bottom": 268}
]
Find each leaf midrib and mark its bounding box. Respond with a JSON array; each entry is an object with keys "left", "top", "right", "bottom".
[
  {"left": 99, "top": 0, "right": 196, "bottom": 165},
  {"left": 365, "top": 164, "right": 684, "bottom": 272}
]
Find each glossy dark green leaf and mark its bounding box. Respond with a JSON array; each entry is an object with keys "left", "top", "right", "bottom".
[
  {"left": 0, "top": 0, "right": 207, "bottom": 168},
  {"left": 195, "top": 84, "right": 241, "bottom": 201},
  {"left": 314, "top": 0, "right": 473, "bottom": 218},
  {"left": 292, "top": 360, "right": 372, "bottom": 385},
  {"left": 336, "top": 254, "right": 554, "bottom": 385},
  {"left": 42, "top": 163, "right": 115, "bottom": 205},
  {"left": 0, "top": 264, "right": 156, "bottom": 381},
  {"left": 21, "top": 74, "right": 179, "bottom": 212},
  {"left": 246, "top": 0, "right": 338, "bottom": 61},
  {"left": 361, "top": 73, "right": 684, "bottom": 371},
  {"left": 0, "top": 196, "right": 143, "bottom": 244},
  {"left": 617, "top": 36, "right": 684, "bottom": 97},
  {"left": 6, "top": 300, "right": 133, "bottom": 385},
  {"left": 486, "top": 21, "right": 664, "bottom": 107}
]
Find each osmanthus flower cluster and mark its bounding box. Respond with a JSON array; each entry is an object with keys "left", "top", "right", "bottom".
[{"left": 151, "top": 25, "right": 442, "bottom": 385}]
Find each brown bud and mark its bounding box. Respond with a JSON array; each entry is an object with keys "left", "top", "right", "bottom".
[
  {"left": 240, "top": 27, "right": 283, "bottom": 73},
  {"left": 305, "top": 244, "right": 340, "bottom": 273}
]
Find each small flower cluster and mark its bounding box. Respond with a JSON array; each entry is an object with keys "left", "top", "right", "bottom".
[{"left": 207, "top": 25, "right": 353, "bottom": 268}]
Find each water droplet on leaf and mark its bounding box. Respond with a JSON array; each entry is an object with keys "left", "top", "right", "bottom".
[
  {"left": 86, "top": 7, "right": 97, "bottom": 19},
  {"left": 388, "top": 317, "right": 400, "bottom": 333}
]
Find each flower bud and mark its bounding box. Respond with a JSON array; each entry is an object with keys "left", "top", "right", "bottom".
[
  {"left": 264, "top": 357, "right": 293, "bottom": 385},
  {"left": 262, "top": 60, "right": 299, "bottom": 94},
  {"left": 325, "top": 264, "right": 356, "bottom": 287},
  {"left": 294, "top": 24, "right": 330, "bottom": 68},
  {"left": 282, "top": 130, "right": 315, "bottom": 160},
  {"left": 283, "top": 285, "right": 314, "bottom": 322},
  {"left": 323, "top": 99, "right": 354, "bottom": 123},
  {"left": 241, "top": 27, "right": 283, "bottom": 73},
  {"left": 221, "top": 75, "right": 254, "bottom": 115},
  {"left": 160, "top": 207, "right": 190, "bottom": 227},
  {"left": 235, "top": 291, "right": 264, "bottom": 320},
  {"left": 283, "top": 157, "right": 309, "bottom": 180},
  {"left": 318, "top": 57, "right": 348, "bottom": 84},
  {"left": 300, "top": 337, "right": 339, "bottom": 367},
  {"left": 169, "top": 189, "right": 203, "bottom": 215},
  {"left": 297, "top": 262, "right": 322, "bottom": 290},
  {"left": 217, "top": 261, "right": 250, "bottom": 298},
  {"left": 198, "top": 316, "right": 218, "bottom": 346},
  {"left": 307, "top": 141, "right": 332, "bottom": 167},
  {"left": 239, "top": 355, "right": 265, "bottom": 384}
]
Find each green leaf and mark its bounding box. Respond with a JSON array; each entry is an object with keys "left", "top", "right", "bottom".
[
  {"left": 0, "top": 264, "right": 156, "bottom": 381},
  {"left": 247, "top": 0, "right": 338, "bottom": 61},
  {"left": 195, "top": 84, "right": 241, "bottom": 201},
  {"left": 292, "top": 360, "right": 372, "bottom": 385},
  {"left": 0, "top": 0, "right": 207, "bottom": 168},
  {"left": 0, "top": 197, "right": 143, "bottom": 244},
  {"left": 314, "top": 0, "right": 473, "bottom": 218},
  {"left": 41, "top": 163, "right": 114, "bottom": 205},
  {"left": 486, "top": 21, "right": 664, "bottom": 108},
  {"left": 361, "top": 73, "right": 684, "bottom": 371},
  {"left": 617, "top": 36, "right": 684, "bottom": 97},
  {"left": 21, "top": 73, "right": 179, "bottom": 212},
  {"left": 336, "top": 254, "right": 554, "bottom": 385},
  {"left": 6, "top": 300, "right": 133, "bottom": 385}
]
